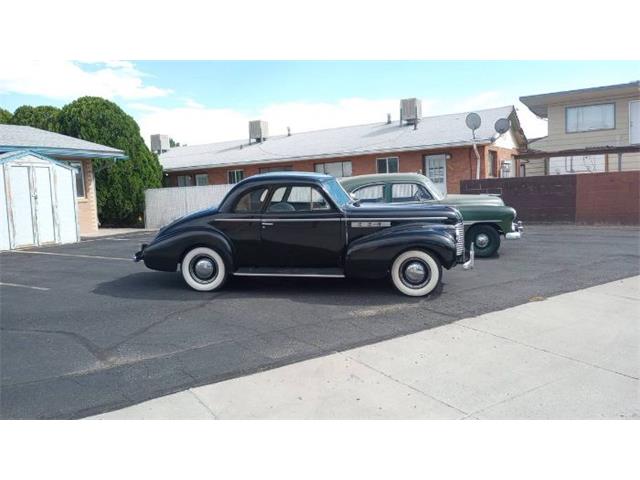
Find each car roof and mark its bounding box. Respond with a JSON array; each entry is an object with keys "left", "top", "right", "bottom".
[
  {"left": 241, "top": 171, "right": 333, "bottom": 184},
  {"left": 340, "top": 173, "right": 427, "bottom": 188}
]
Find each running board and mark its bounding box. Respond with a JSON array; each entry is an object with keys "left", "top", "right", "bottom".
[{"left": 233, "top": 267, "right": 345, "bottom": 278}]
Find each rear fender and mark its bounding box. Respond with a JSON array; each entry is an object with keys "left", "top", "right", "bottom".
[
  {"left": 142, "top": 227, "right": 234, "bottom": 272},
  {"left": 345, "top": 224, "right": 457, "bottom": 279}
]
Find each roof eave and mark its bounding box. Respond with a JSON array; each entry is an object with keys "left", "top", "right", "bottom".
[
  {"left": 161, "top": 139, "right": 494, "bottom": 173},
  {"left": 0, "top": 145, "right": 127, "bottom": 160}
]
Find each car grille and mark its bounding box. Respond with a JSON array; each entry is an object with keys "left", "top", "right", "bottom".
[{"left": 455, "top": 222, "right": 464, "bottom": 256}]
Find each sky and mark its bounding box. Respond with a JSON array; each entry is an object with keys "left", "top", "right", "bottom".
[{"left": 1, "top": 61, "right": 639, "bottom": 146}]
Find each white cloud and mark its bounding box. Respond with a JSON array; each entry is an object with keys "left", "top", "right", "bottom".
[
  {"left": 132, "top": 93, "right": 547, "bottom": 147},
  {"left": 0, "top": 60, "right": 171, "bottom": 100}
]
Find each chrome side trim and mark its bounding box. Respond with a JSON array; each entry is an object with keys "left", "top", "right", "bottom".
[
  {"left": 233, "top": 272, "right": 345, "bottom": 278},
  {"left": 216, "top": 216, "right": 449, "bottom": 222},
  {"left": 462, "top": 220, "right": 502, "bottom": 225}
]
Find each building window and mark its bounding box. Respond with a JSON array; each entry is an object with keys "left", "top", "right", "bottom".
[
  {"left": 195, "top": 174, "right": 209, "bottom": 186},
  {"left": 549, "top": 155, "right": 606, "bottom": 175},
  {"left": 566, "top": 103, "right": 615, "bottom": 133},
  {"left": 177, "top": 175, "right": 193, "bottom": 187},
  {"left": 377, "top": 157, "right": 399, "bottom": 173},
  {"left": 259, "top": 166, "right": 293, "bottom": 173},
  {"left": 314, "top": 161, "right": 352, "bottom": 178},
  {"left": 63, "top": 161, "right": 86, "bottom": 197},
  {"left": 227, "top": 170, "right": 244, "bottom": 184},
  {"left": 488, "top": 150, "right": 498, "bottom": 177}
]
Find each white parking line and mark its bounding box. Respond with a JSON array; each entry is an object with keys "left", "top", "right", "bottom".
[
  {"left": 9, "top": 250, "right": 131, "bottom": 261},
  {"left": 0, "top": 282, "right": 50, "bottom": 291}
]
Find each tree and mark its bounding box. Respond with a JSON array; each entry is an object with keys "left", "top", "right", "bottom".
[
  {"left": 10, "top": 105, "right": 61, "bottom": 132},
  {"left": 0, "top": 107, "right": 12, "bottom": 124},
  {"left": 58, "top": 97, "right": 163, "bottom": 226}
]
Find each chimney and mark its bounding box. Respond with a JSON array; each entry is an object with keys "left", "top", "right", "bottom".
[
  {"left": 150, "top": 134, "right": 169, "bottom": 154},
  {"left": 386, "top": 113, "right": 391, "bottom": 124},
  {"left": 399, "top": 98, "right": 422, "bottom": 127},
  {"left": 287, "top": 126, "right": 291, "bottom": 136},
  {"left": 249, "top": 120, "right": 269, "bottom": 143}
]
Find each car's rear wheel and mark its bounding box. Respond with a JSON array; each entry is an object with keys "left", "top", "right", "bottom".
[
  {"left": 181, "top": 247, "right": 227, "bottom": 292},
  {"left": 390, "top": 250, "right": 441, "bottom": 297},
  {"left": 466, "top": 225, "right": 501, "bottom": 258}
]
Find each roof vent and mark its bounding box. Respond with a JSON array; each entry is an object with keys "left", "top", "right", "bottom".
[
  {"left": 399, "top": 98, "right": 422, "bottom": 126},
  {"left": 386, "top": 113, "right": 391, "bottom": 124},
  {"left": 150, "top": 134, "right": 170, "bottom": 154},
  {"left": 249, "top": 120, "right": 269, "bottom": 143}
]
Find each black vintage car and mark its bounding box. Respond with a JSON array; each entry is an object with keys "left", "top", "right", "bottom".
[{"left": 135, "top": 172, "right": 474, "bottom": 297}]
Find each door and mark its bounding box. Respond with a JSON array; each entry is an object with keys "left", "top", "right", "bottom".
[
  {"left": 424, "top": 154, "right": 447, "bottom": 195},
  {"left": 213, "top": 186, "right": 269, "bottom": 267},
  {"left": 630, "top": 100, "right": 640, "bottom": 145},
  {"left": 34, "top": 166, "right": 55, "bottom": 244},
  {"left": 8, "top": 166, "right": 36, "bottom": 248},
  {"left": 259, "top": 185, "right": 344, "bottom": 268}
]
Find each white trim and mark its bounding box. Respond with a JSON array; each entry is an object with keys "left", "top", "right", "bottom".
[{"left": 630, "top": 100, "right": 640, "bottom": 145}]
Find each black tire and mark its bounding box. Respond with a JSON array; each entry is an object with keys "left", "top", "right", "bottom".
[{"left": 466, "top": 225, "right": 501, "bottom": 258}]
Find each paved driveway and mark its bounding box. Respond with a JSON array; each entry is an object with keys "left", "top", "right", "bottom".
[{"left": 1, "top": 226, "right": 639, "bottom": 418}]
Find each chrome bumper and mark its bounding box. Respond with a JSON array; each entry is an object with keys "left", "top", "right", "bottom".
[
  {"left": 133, "top": 243, "right": 147, "bottom": 262},
  {"left": 505, "top": 221, "right": 523, "bottom": 240},
  {"left": 463, "top": 244, "right": 475, "bottom": 270}
]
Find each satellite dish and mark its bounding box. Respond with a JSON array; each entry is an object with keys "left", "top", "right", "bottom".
[
  {"left": 494, "top": 118, "right": 511, "bottom": 135},
  {"left": 465, "top": 112, "right": 481, "bottom": 131}
]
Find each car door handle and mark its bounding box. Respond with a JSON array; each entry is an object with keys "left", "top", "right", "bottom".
[{"left": 262, "top": 222, "right": 274, "bottom": 227}]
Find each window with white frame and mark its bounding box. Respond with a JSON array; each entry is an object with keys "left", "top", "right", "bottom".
[
  {"left": 566, "top": 104, "right": 615, "bottom": 133},
  {"left": 227, "top": 170, "right": 244, "bottom": 184},
  {"left": 177, "top": 175, "right": 193, "bottom": 187},
  {"left": 195, "top": 174, "right": 209, "bottom": 186},
  {"left": 63, "top": 161, "right": 86, "bottom": 197},
  {"left": 376, "top": 157, "right": 399, "bottom": 173},
  {"left": 314, "top": 161, "right": 352, "bottom": 178}
]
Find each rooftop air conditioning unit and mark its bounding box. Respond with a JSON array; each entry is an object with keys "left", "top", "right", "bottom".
[
  {"left": 400, "top": 98, "right": 422, "bottom": 125},
  {"left": 249, "top": 120, "right": 269, "bottom": 143},
  {"left": 150, "top": 134, "right": 170, "bottom": 153}
]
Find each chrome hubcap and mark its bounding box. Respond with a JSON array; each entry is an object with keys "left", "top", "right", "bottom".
[
  {"left": 404, "top": 262, "right": 427, "bottom": 284},
  {"left": 193, "top": 257, "right": 216, "bottom": 281},
  {"left": 475, "top": 233, "right": 490, "bottom": 248}
]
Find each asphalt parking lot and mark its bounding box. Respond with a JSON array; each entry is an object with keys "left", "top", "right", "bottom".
[{"left": 1, "top": 225, "right": 639, "bottom": 419}]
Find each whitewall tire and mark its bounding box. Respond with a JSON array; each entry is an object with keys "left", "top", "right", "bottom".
[
  {"left": 181, "top": 247, "right": 227, "bottom": 292},
  {"left": 390, "top": 250, "right": 441, "bottom": 297}
]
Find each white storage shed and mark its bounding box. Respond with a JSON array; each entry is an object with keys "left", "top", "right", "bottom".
[{"left": 1, "top": 150, "right": 79, "bottom": 250}]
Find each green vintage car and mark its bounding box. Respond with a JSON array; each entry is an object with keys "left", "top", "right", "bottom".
[{"left": 340, "top": 173, "right": 523, "bottom": 257}]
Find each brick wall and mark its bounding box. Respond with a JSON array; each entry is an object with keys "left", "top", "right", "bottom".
[
  {"left": 165, "top": 144, "right": 513, "bottom": 194},
  {"left": 461, "top": 171, "right": 640, "bottom": 225},
  {"left": 575, "top": 171, "right": 640, "bottom": 224}
]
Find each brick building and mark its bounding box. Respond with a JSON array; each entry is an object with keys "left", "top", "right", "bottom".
[{"left": 158, "top": 103, "right": 526, "bottom": 195}]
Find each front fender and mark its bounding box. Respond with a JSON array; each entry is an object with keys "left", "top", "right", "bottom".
[
  {"left": 142, "top": 227, "right": 234, "bottom": 272},
  {"left": 345, "top": 224, "right": 457, "bottom": 279},
  {"left": 458, "top": 205, "right": 517, "bottom": 234}
]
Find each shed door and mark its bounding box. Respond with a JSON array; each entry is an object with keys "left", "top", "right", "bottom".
[
  {"left": 8, "top": 166, "right": 36, "bottom": 247},
  {"left": 34, "top": 166, "right": 55, "bottom": 244},
  {"left": 630, "top": 101, "right": 640, "bottom": 145}
]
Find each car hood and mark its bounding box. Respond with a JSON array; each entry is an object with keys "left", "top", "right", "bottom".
[
  {"left": 345, "top": 202, "right": 462, "bottom": 223},
  {"left": 443, "top": 194, "right": 505, "bottom": 206}
]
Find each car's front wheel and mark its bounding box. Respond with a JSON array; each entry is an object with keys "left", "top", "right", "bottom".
[
  {"left": 466, "top": 225, "right": 501, "bottom": 258},
  {"left": 181, "top": 247, "right": 228, "bottom": 292},
  {"left": 390, "top": 250, "right": 442, "bottom": 297}
]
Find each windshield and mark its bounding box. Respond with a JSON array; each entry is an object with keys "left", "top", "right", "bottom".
[
  {"left": 423, "top": 177, "right": 445, "bottom": 200},
  {"left": 323, "top": 178, "right": 354, "bottom": 208}
]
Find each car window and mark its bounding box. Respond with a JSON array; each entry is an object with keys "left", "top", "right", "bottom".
[
  {"left": 352, "top": 184, "right": 384, "bottom": 203},
  {"left": 267, "top": 186, "right": 330, "bottom": 212},
  {"left": 391, "top": 183, "right": 432, "bottom": 203},
  {"left": 233, "top": 188, "right": 268, "bottom": 213}
]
